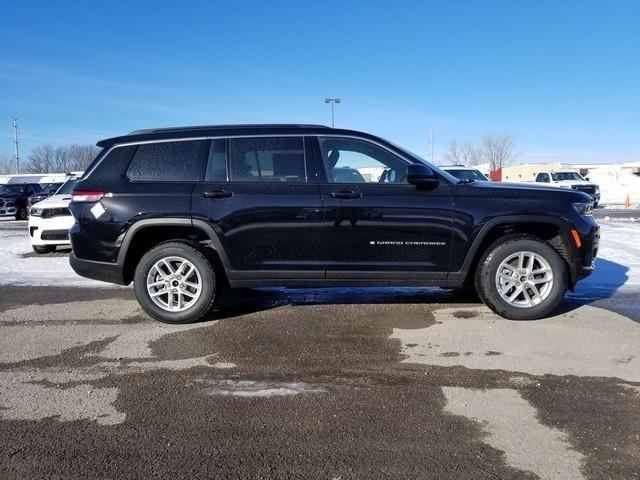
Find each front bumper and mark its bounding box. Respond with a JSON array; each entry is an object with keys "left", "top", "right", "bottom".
[
  {"left": 572, "top": 221, "right": 600, "bottom": 282},
  {"left": 0, "top": 207, "right": 17, "bottom": 216},
  {"left": 29, "top": 214, "right": 74, "bottom": 246}
]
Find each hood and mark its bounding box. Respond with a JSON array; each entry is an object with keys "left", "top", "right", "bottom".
[
  {"left": 31, "top": 194, "right": 72, "bottom": 209},
  {"left": 459, "top": 180, "right": 592, "bottom": 202},
  {"left": 0, "top": 193, "right": 20, "bottom": 200}
]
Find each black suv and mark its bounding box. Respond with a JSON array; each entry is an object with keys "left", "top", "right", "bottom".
[{"left": 69, "top": 125, "right": 599, "bottom": 323}]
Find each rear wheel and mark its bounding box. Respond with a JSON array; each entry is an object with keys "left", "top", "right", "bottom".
[
  {"left": 475, "top": 235, "right": 567, "bottom": 320},
  {"left": 134, "top": 242, "right": 217, "bottom": 324},
  {"left": 33, "top": 245, "right": 56, "bottom": 254}
]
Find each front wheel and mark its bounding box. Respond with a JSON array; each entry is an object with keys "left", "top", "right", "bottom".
[
  {"left": 15, "top": 207, "right": 28, "bottom": 220},
  {"left": 475, "top": 235, "right": 567, "bottom": 320},
  {"left": 33, "top": 245, "right": 56, "bottom": 254},
  {"left": 134, "top": 242, "right": 217, "bottom": 324}
]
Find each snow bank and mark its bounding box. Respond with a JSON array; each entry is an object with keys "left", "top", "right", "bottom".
[{"left": 588, "top": 165, "right": 640, "bottom": 205}]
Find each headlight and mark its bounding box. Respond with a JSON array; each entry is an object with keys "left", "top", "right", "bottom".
[
  {"left": 573, "top": 202, "right": 594, "bottom": 216},
  {"left": 30, "top": 207, "right": 42, "bottom": 216},
  {"left": 595, "top": 186, "right": 600, "bottom": 193}
]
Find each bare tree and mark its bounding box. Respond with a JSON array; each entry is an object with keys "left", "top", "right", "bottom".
[
  {"left": 26, "top": 144, "right": 99, "bottom": 173},
  {"left": 26, "top": 145, "right": 56, "bottom": 173},
  {"left": 480, "top": 132, "right": 516, "bottom": 171},
  {"left": 444, "top": 140, "right": 481, "bottom": 166},
  {"left": 0, "top": 153, "right": 15, "bottom": 174}
]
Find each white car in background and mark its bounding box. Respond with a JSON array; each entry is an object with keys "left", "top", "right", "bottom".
[
  {"left": 441, "top": 165, "right": 490, "bottom": 182},
  {"left": 28, "top": 176, "right": 80, "bottom": 253}
]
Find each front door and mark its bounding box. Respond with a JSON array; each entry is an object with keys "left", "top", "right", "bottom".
[
  {"left": 313, "top": 136, "right": 453, "bottom": 279},
  {"left": 191, "top": 136, "right": 324, "bottom": 280}
]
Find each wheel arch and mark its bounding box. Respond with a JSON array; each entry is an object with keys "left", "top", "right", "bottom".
[
  {"left": 118, "top": 218, "right": 232, "bottom": 285},
  {"left": 453, "top": 215, "right": 577, "bottom": 288}
]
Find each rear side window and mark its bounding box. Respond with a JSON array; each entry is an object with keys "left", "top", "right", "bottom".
[
  {"left": 228, "top": 137, "right": 305, "bottom": 182},
  {"left": 127, "top": 140, "right": 206, "bottom": 181}
]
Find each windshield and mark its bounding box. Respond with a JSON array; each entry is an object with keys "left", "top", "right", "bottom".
[
  {"left": 445, "top": 169, "right": 488, "bottom": 181},
  {"left": 41, "top": 183, "right": 63, "bottom": 194},
  {"left": 56, "top": 178, "right": 79, "bottom": 195},
  {"left": 551, "top": 172, "right": 584, "bottom": 181},
  {"left": 0, "top": 184, "right": 26, "bottom": 195}
]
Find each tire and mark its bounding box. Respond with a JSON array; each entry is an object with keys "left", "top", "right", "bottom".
[
  {"left": 15, "top": 207, "right": 28, "bottom": 221},
  {"left": 474, "top": 235, "right": 567, "bottom": 320},
  {"left": 133, "top": 241, "right": 217, "bottom": 324},
  {"left": 33, "top": 245, "right": 56, "bottom": 254}
]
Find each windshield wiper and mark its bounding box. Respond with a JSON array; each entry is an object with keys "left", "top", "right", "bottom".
[{"left": 457, "top": 178, "right": 476, "bottom": 184}]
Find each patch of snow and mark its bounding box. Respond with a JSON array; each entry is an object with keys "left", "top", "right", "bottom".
[
  {"left": 443, "top": 387, "right": 585, "bottom": 480},
  {"left": 199, "top": 380, "right": 328, "bottom": 397}
]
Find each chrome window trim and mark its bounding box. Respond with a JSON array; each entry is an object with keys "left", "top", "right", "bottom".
[{"left": 82, "top": 133, "right": 444, "bottom": 183}]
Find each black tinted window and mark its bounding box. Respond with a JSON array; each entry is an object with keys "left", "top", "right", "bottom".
[
  {"left": 127, "top": 140, "right": 206, "bottom": 181},
  {"left": 206, "top": 140, "right": 228, "bottom": 182},
  {"left": 228, "top": 137, "right": 305, "bottom": 182}
]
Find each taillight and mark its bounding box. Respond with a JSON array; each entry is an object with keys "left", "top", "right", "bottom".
[{"left": 71, "top": 190, "right": 104, "bottom": 203}]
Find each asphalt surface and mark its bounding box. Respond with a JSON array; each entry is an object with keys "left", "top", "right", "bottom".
[
  {"left": 593, "top": 207, "right": 640, "bottom": 220},
  {"left": 1, "top": 220, "right": 639, "bottom": 479}
]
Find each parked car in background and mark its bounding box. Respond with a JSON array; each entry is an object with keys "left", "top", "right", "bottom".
[
  {"left": 441, "top": 165, "right": 490, "bottom": 182},
  {"left": 29, "top": 176, "right": 80, "bottom": 253},
  {"left": 534, "top": 170, "right": 600, "bottom": 207},
  {"left": 0, "top": 183, "right": 43, "bottom": 220},
  {"left": 69, "top": 124, "right": 598, "bottom": 324},
  {"left": 28, "top": 182, "right": 64, "bottom": 206}
]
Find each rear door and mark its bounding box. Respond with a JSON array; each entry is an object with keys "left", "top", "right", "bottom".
[
  {"left": 191, "top": 136, "right": 324, "bottom": 280},
  {"left": 312, "top": 135, "right": 453, "bottom": 279}
]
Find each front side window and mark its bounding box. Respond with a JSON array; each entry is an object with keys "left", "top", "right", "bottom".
[
  {"left": 127, "top": 140, "right": 206, "bottom": 181},
  {"left": 228, "top": 137, "right": 305, "bottom": 182},
  {"left": 318, "top": 137, "right": 408, "bottom": 184}
]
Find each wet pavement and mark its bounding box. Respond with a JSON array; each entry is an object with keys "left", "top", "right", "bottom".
[{"left": 0, "top": 220, "right": 639, "bottom": 479}]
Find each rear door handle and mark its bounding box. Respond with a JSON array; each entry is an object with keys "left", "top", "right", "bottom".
[
  {"left": 330, "top": 190, "right": 362, "bottom": 200},
  {"left": 202, "top": 190, "right": 233, "bottom": 199}
]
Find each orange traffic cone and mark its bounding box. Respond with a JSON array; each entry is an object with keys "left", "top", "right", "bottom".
[{"left": 625, "top": 194, "right": 631, "bottom": 208}]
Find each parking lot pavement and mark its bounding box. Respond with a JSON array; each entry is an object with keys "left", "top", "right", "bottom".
[{"left": 1, "top": 219, "right": 639, "bottom": 479}]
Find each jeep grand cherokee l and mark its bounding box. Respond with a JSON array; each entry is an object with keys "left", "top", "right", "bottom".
[{"left": 69, "top": 125, "right": 599, "bottom": 323}]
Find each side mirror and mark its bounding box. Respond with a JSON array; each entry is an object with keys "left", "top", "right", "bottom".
[
  {"left": 407, "top": 164, "right": 439, "bottom": 188},
  {"left": 585, "top": 176, "right": 590, "bottom": 181}
]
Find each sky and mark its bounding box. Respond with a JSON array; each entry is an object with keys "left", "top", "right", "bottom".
[{"left": 0, "top": 0, "right": 638, "bottom": 165}]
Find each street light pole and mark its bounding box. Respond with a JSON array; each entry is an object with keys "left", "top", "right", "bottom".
[
  {"left": 324, "top": 98, "right": 341, "bottom": 127},
  {"left": 12, "top": 118, "right": 20, "bottom": 174}
]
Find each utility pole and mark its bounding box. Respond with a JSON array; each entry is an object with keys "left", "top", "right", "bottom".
[
  {"left": 324, "top": 98, "right": 341, "bottom": 127},
  {"left": 429, "top": 129, "right": 434, "bottom": 163},
  {"left": 12, "top": 118, "right": 20, "bottom": 174}
]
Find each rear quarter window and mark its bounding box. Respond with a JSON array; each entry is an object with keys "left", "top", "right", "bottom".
[{"left": 127, "top": 140, "right": 207, "bottom": 182}]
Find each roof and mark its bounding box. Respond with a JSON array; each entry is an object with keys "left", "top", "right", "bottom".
[{"left": 97, "top": 124, "right": 335, "bottom": 148}]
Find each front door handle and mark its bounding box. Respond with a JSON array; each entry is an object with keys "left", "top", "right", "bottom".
[
  {"left": 202, "top": 190, "right": 233, "bottom": 199},
  {"left": 330, "top": 190, "right": 362, "bottom": 200}
]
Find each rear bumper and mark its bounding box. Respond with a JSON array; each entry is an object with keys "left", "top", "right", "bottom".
[{"left": 69, "top": 252, "right": 126, "bottom": 285}]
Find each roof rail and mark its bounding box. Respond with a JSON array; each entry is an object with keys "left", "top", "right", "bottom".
[{"left": 128, "top": 124, "right": 330, "bottom": 135}]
